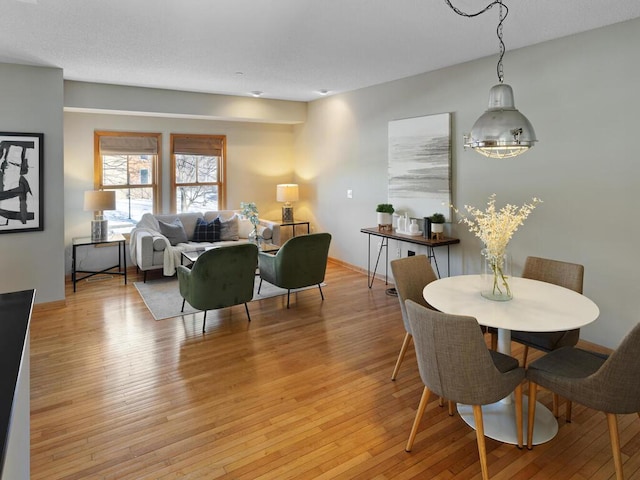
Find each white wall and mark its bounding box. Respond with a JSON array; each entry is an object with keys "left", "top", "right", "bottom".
[
  {"left": 0, "top": 64, "right": 65, "bottom": 303},
  {"left": 294, "top": 17, "right": 640, "bottom": 348},
  {"left": 64, "top": 112, "right": 296, "bottom": 273}
]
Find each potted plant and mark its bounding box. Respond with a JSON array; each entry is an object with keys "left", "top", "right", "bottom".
[
  {"left": 376, "top": 204, "right": 394, "bottom": 231},
  {"left": 429, "top": 212, "right": 446, "bottom": 238}
]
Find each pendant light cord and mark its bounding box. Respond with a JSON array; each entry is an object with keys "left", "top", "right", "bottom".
[{"left": 444, "top": 0, "right": 508, "bottom": 83}]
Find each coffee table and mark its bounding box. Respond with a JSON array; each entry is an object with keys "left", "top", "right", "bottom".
[{"left": 181, "top": 242, "right": 279, "bottom": 266}]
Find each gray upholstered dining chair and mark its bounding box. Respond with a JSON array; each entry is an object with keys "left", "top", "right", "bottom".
[
  {"left": 526, "top": 322, "right": 640, "bottom": 480},
  {"left": 389, "top": 255, "right": 438, "bottom": 381},
  {"left": 404, "top": 300, "right": 524, "bottom": 480},
  {"left": 177, "top": 243, "right": 258, "bottom": 333},
  {"left": 511, "top": 256, "right": 585, "bottom": 366}
]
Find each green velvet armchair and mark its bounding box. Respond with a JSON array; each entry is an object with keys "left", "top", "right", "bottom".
[
  {"left": 257, "top": 232, "right": 331, "bottom": 308},
  {"left": 177, "top": 243, "right": 258, "bottom": 332}
]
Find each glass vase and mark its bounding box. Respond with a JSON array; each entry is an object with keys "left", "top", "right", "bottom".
[
  {"left": 248, "top": 227, "right": 259, "bottom": 244},
  {"left": 481, "top": 248, "right": 512, "bottom": 301}
]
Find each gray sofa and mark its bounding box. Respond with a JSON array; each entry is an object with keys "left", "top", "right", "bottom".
[{"left": 130, "top": 210, "right": 281, "bottom": 281}]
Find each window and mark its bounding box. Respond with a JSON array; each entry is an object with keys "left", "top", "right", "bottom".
[
  {"left": 171, "top": 134, "right": 226, "bottom": 213},
  {"left": 94, "top": 131, "right": 161, "bottom": 231}
]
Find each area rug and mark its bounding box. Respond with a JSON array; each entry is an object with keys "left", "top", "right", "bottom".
[{"left": 134, "top": 277, "right": 320, "bottom": 320}]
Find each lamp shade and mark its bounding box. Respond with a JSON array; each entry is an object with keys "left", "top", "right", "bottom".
[
  {"left": 276, "top": 184, "right": 299, "bottom": 203},
  {"left": 464, "top": 84, "right": 537, "bottom": 159},
  {"left": 84, "top": 190, "right": 116, "bottom": 212}
]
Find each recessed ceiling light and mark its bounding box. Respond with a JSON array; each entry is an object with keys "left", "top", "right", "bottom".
[
  {"left": 251, "top": 91, "right": 263, "bottom": 97},
  {"left": 318, "top": 89, "right": 330, "bottom": 96}
]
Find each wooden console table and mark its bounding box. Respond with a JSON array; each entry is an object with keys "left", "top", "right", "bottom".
[{"left": 360, "top": 227, "right": 460, "bottom": 288}]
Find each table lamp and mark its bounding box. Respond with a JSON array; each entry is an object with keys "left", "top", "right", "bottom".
[
  {"left": 84, "top": 190, "right": 116, "bottom": 241},
  {"left": 276, "top": 183, "right": 298, "bottom": 223}
]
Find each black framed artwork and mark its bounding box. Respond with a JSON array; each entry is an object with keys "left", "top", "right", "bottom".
[{"left": 0, "top": 132, "right": 44, "bottom": 234}]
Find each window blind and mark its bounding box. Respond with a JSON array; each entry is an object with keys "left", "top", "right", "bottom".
[
  {"left": 99, "top": 136, "right": 158, "bottom": 155},
  {"left": 172, "top": 136, "right": 223, "bottom": 156}
]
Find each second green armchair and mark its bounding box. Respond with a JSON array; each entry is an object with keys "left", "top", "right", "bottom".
[{"left": 257, "top": 232, "right": 332, "bottom": 308}]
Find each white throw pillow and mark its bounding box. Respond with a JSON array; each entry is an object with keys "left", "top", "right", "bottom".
[{"left": 238, "top": 218, "right": 254, "bottom": 238}]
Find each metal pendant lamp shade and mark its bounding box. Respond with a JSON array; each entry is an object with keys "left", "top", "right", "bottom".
[{"left": 464, "top": 83, "right": 537, "bottom": 159}]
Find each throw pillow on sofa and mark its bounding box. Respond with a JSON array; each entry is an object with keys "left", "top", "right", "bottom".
[
  {"left": 237, "top": 218, "right": 255, "bottom": 238},
  {"left": 218, "top": 214, "right": 239, "bottom": 241},
  {"left": 193, "top": 217, "right": 221, "bottom": 242},
  {"left": 158, "top": 218, "right": 188, "bottom": 246}
]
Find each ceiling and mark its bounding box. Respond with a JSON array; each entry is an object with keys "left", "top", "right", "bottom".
[{"left": 2, "top": 0, "right": 640, "bottom": 102}]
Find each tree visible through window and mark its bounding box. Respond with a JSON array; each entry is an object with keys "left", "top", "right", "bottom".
[
  {"left": 171, "top": 134, "right": 226, "bottom": 213},
  {"left": 94, "top": 131, "right": 161, "bottom": 231}
]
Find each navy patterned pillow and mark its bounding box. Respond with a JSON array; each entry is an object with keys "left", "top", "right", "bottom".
[{"left": 193, "top": 217, "right": 221, "bottom": 242}]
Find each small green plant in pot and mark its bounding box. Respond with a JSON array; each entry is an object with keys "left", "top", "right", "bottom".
[
  {"left": 376, "top": 204, "right": 394, "bottom": 231},
  {"left": 429, "top": 212, "right": 446, "bottom": 238}
]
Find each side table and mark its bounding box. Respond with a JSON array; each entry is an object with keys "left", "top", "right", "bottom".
[
  {"left": 72, "top": 234, "right": 127, "bottom": 292},
  {"left": 275, "top": 220, "right": 310, "bottom": 238}
]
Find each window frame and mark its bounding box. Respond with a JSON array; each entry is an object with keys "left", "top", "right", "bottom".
[
  {"left": 93, "top": 130, "right": 162, "bottom": 219},
  {"left": 170, "top": 133, "right": 226, "bottom": 213}
]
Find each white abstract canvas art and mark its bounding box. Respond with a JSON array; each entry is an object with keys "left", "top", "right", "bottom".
[{"left": 388, "top": 113, "right": 451, "bottom": 221}]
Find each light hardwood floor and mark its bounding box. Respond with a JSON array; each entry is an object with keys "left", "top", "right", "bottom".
[{"left": 31, "top": 262, "right": 640, "bottom": 479}]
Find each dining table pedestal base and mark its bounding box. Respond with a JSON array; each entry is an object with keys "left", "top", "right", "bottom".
[{"left": 457, "top": 396, "right": 558, "bottom": 446}]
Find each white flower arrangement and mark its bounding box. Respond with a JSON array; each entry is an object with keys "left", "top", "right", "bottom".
[
  {"left": 452, "top": 193, "right": 542, "bottom": 259},
  {"left": 452, "top": 194, "right": 542, "bottom": 299}
]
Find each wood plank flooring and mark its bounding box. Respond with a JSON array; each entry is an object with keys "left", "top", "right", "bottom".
[{"left": 30, "top": 262, "right": 640, "bottom": 479}]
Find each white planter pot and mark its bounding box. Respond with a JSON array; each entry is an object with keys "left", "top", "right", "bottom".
[
  {"left": 377, "top": 212, "right": 392, "bottom": 226},
  {"left": 431, "top": 223, "right": 444, "bottom": 233}
]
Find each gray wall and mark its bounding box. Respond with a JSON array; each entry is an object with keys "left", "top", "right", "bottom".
[
  {"left": 0, "top": 64, "right": 65, "bottom": 303},
  {"left": 294, "top": 17, "right": 640, "bottom": 348}
]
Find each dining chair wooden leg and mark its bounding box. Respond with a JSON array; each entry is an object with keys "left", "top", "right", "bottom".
[
  {"left": 552, "top": 393, "right": 560, "bottom": 418},
  {"left": 527, "top": 381, "right": 538, "bottom": 449},
  {"left": 473, "top": 404, "right": 490, "bottom": 480},
  {"left": 438, "top": 397, "right": 444, "bottom": 407},
  {"left": 391, "top": 332, "right": 412, "bottom": 381},
  {"left": 566, "top": 401, "right": 573, "bottom": 423},
  {"left": 448, "top": 400, "right": 455, "bottom": 416},
  {"left": 606, "top": 413, "right": 624, "bottom": 480},
  {"left": 491, "top": 332, "right": 498, "bottom": 351},
  {"left": 515, "top": 383, "right": 523, "bottom": 449},
  {"left": 406, "top": 386, "right": 431, "bottom": 452},
  {"left": 522, "top": 345, "right": 530, "bottom": 367}
]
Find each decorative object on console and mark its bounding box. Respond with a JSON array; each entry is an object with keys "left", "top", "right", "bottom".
[
  {"left": 84, "top": 190, "right": 115, "bottom": 241},
  {"left": 423, "top": 217, "right": 431, "bottom": 239},
  {"left": 276, "top": 184, "right": 299, "bottom": 223},
  {"left": 445, "top": 0, "right": 537, "bottom": 158},
  {"left": 396, "top": 212, "right": 422, "bottom": 236},
  {"left": 429, "top": 212, "right": 445, "bottom": 240},
  {"left": 376, "top": 203, "right": 394, "bottom": 232},
  {"left": 452, "top": 193, "right": 542, "bottom": 301}
]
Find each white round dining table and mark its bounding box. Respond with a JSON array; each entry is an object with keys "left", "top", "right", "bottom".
[{"left": 423, "top": 274, "right": 600, "bottom": 445}]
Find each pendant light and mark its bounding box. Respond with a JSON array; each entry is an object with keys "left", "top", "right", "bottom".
[{"left": 445, "top": 0, "right": 537, "bottom": 159}]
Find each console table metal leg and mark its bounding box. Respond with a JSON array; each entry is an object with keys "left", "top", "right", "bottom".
[
  {"left": 429, "top": 246, "right": 441, "bottom": 278},
  {"left": 369, "top": 237, "right": 388, "bottom": 288}
]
